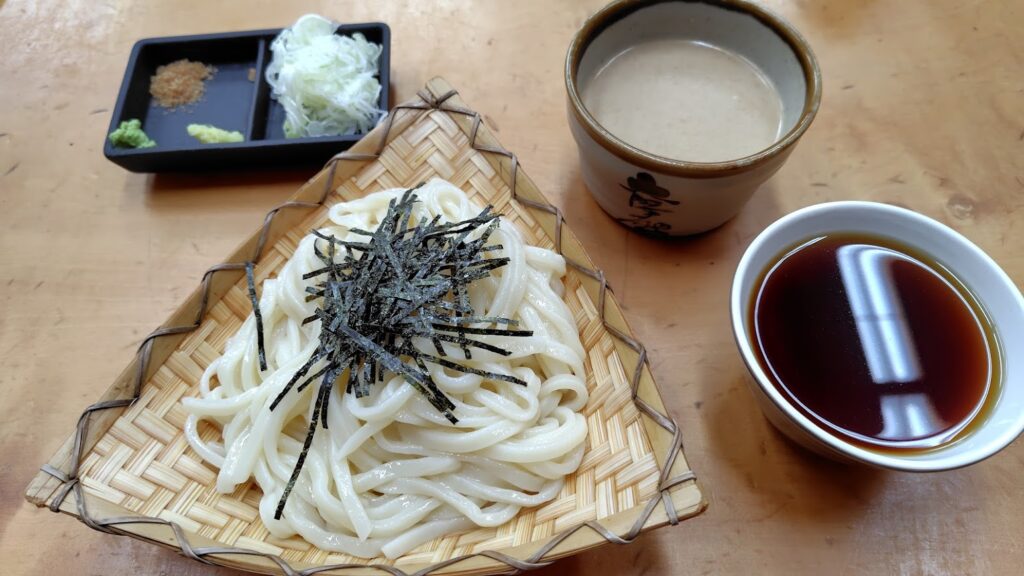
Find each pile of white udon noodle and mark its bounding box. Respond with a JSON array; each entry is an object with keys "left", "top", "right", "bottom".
[{"left": 183, "top": 179, "right": 589, "bottom": 559}]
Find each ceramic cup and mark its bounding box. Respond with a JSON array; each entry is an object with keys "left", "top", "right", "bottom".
[
  {"left": 730, "top": 201, "right": 1024, "bottom": 471},
  {"left": 565, "top": 0, "right": 821, "bottom": 236}
]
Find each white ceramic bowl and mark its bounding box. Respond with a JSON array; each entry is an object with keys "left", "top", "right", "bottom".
[{"left": 730, "top": 201, "right": 1024, "bottom": 470}]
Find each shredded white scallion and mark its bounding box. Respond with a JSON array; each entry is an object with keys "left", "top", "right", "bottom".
[{"left": 265, "top": 14, "right": 384, "bottom": 138}]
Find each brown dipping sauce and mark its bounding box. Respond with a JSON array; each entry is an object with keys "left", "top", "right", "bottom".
[{"left": 750, "top": 233, "right": 1000, "bottom": 450}]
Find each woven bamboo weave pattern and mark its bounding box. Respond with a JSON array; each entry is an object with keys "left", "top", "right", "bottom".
[
  {"left": 73, "top": 107, "right": 660, "bottom": 567},
  {"left": 27, "top": 79, "right": 704, "bottom": 576}
]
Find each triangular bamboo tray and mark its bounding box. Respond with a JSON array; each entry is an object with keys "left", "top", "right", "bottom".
[{"left": 26, "top": 77, "right": 705, "bottom": 576}]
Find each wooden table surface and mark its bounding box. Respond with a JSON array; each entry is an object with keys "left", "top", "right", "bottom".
[{"left": 3, "top": 0, "right": 1022, "bottom": 574}]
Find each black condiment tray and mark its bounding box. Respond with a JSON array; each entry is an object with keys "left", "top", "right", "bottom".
[{"left": 104, "top": 23, "right": 391, "bottom": 173}]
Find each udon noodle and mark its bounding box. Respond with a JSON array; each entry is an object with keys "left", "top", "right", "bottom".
[{"left": 183, "top": 179, "right": 589, "bottom": 558}]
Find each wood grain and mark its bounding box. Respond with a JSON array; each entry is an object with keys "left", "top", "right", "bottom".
[{"left": 1, "top": 0, "right": 1022, "bottom": 575}]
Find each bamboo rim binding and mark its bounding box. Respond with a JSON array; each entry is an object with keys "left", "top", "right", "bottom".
[{"left": 34, "top": 83, "right": 701, "bottom": 576}]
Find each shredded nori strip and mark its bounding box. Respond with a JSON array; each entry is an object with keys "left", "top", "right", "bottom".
[
  {"left": 275, "top": 377, "right": 331, "bottom": 520},
  {"left": 246, "top": 262, "right": 267, "bottom": 372},
  {"left": 246, "top": 185, "right": 531, "bottom": 519}
]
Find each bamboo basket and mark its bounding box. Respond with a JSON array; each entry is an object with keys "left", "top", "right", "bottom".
[{"left": 26, "top": 77, "right": 705, "bottom": 576}]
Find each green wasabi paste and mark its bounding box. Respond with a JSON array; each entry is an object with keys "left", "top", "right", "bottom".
[{"left": 108, "top": 119, "right": 156, "bottom": 149}]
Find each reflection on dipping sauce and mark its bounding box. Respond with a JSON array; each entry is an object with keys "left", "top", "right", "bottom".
[{"left": 751, "top": 234, "right": 998, "bottom": 449}]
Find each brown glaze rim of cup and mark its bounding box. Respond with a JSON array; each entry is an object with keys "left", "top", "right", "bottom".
[{"left": 565, "top": 0, "right": 822, "bottom": 179}]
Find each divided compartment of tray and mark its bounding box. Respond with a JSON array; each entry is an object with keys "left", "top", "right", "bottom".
[{"left": 104, "top": 23, "right": 390, "bottom": 172}]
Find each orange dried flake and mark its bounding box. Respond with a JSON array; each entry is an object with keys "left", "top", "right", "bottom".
[{"left": 150, "top": 59, "right": 216, "bottom": 108}]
